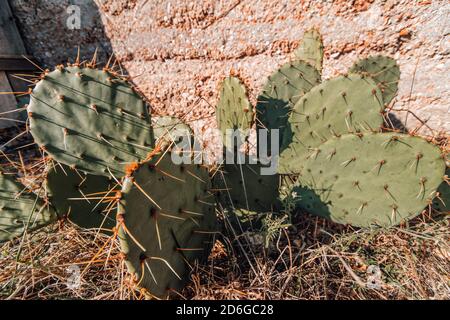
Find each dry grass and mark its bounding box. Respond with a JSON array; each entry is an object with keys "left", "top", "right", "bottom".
[
  {"left": 1, "top": 209, "right": 448, "bottom": 300},
  {"left": 0, "top": 223, "right": 136, "bottom": 299},
  {"left": 183, "top": 210, "right": 449, "bottom": 300}
]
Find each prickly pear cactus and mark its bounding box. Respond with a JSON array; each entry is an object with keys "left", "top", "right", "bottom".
[
  {"left": 289, "top": 133, "right": 446, "bottom": 227},
  {"left": 45, "top": 163, "right": 116, "bottom": 230},
  {"left": 293, "top": 28, "right": 324, "bottom": 73},
  {"left": 28, "top": 66, "right": 154, "bottom": 178},
  {"left": 152, "top": 116, "right": 193, "bottom": 150},
  {"left": 214, "top": 162, "right": 281, "bottom": 214},
  {"left": 216, "top": 76, "right": 253, "bottom": 150},
  {"left": 278, "top": 74, "right": 385, "bottom": 174},
  {"left": 117, "top": 152, "right": 216, "bottom": 298},
  {"left": 349, "top": 55, "right": 400, "bottom": 106},
  {"left": 0, "top": 172, "right": 57, "bottom": 242},
  {"left": 256, "top": 60, "right": 321, "bottom": 152}
]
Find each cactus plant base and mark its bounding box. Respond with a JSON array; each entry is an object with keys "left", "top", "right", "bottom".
[
  {"left": 220, "top": 207, "right": 265, "bottom": 233},
  {"left": 214, "top": 162, "right": 281, "bottom": 214}
]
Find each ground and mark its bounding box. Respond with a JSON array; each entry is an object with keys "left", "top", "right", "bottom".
[{"left": 1, "top": 210, "right": 449, "bottom": 299}]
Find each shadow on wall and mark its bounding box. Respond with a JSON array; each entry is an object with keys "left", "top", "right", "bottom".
[
  {"left": 0, "top": 1, "right": 118, "bottom": 156},
  {"left": 9, "top": 0, "right": 113, "bottom": 69}
]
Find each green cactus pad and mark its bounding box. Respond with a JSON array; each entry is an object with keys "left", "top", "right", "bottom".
[
  {"left": 28, "top": 66, "right": 154, "bottom": 177},
  {"left": 117, "top": 152, "right": 216, "bottom": 298},
  {"left": 278, "top": 74, "right": 385, "bottom": 174},
  {"left": 293, "top": 28, "right": 324, "bottom": 73},
  {"left": 216, "top": 76, "right": 253, "bottom": 150},
  {"left": 349, "top": 55, "right": 400, "bottom": 106},
  {"left": 152, "top": 116, "right": 193, "bottom": 150},
  {"left": 214, "top": 162, "right": 281, "bottom": 213},
  {"left": 0, "top": 172, "right": 57, "bottom": 242},
  {"left": 256, "top": 60, "right": 321, "bottom": 153},
  {"left": 45, "top": 163, "right": 116, "bottom": 230},
  {"left": 290, "top": 132, "right": 446, "bottom": 227}
]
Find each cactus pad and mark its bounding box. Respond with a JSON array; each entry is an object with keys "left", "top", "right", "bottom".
[
  {"left": 28, "top": 66, "right": 154, "bottom": 177},
  {"left": 278, "top": 74, "right": 385, "bottom": 174},
  {"left": 293, "top": 28, "right": 324, "bottom": 73},
  {"left": 117, "top": 152, "right": 216, "bottom": 298},
  {"left": 216, "top": 76, "right": 253, "bottom": 150},
  {"left": 256, "top": 60, "right": 321, "bottom": 152},
  {"left": 0, "top": 172, "right": 56, "bottom": 242},
  {"left": 349, "top": 55, "right": 400, "bottom": 106},
  {"left": 152, "top": 116, "right": 193, "bottom": 150},
  {"left": 45, "top": 163, "right": 116, "bottom": 230},
  {"left": 290, "top": 133, "right": 446, "bottom": 227}
]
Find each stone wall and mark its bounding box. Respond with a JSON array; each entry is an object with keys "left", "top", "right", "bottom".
[{"left": 9, "top": 0, "right": 450, "bottom": 141}]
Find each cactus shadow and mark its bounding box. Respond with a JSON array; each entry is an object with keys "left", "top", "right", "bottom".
[
  {"left": 10, "top": 0, "right": 113, "bottom": 75},
  {"left": 432, "top": 167, "right": 449, "bottom": 214},
  {"left": 256, "top": 97, "right": 292, "bottom": 154},
  {"left": 289, "top": 184, "right": 332, "bottom": 220},
  {"left": 384, "top": 112, "right": 408, "bottom": 133}
]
